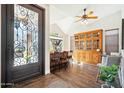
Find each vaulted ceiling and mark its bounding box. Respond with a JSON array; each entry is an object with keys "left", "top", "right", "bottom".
[{"left": 50, "top": 4, "right": 124, "bottom": 35}]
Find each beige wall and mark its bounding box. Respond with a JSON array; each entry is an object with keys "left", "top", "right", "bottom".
[
  {"left": 63, "top": 34, "right": 69, "bottom": 51},
  {"left": 50, "top": 24, "right": 69, "bottom": 51}
]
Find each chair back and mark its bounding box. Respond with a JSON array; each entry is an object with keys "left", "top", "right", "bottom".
[
  {"left": 106, "top": 55, "right": 121, "bottom": 66},
  {"left": 101, "top": 55, "right": 108, "bottom": 66},
  {"left": 50, "top": 52, "right": 60, "bottom": 62},
  {"left": 118, "top": 58, "right": 123, "bottom": 88},
  {"left": 60, "top": 51, "right": 68, "bottom": 59}
]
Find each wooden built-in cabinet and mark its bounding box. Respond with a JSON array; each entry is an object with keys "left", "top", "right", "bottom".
[{"left": 73, "top": 29, "right": 103, "bottom": 64}]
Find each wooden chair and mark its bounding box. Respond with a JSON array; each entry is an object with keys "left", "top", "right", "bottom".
[
  {"left": 50, "top": 52, "right": 60, "bottom": 73},
  {"left": 67, "top": 50, "right": 74, "bottom": 68},
  {"left": 60, "top": 51, "right": 69, "bottom": 70}
]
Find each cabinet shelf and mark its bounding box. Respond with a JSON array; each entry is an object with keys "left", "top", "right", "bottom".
[{"left": 73, "top": 29, "right": 103, "bottom": 64}]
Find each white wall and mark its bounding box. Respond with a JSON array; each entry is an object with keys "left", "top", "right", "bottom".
[
  {"left": 50, "top": 24, "right": 69, "bottom": 51},
  {"left": 50, "top": 5, "right": 70, "bottom": 51}
]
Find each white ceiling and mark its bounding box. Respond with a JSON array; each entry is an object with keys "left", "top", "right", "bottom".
[
  {"left": 51, "top": 4, "right": 88, "bottom": 17},
  {"left": 50, "top": 4, "right": 124, "bottom": 35}
]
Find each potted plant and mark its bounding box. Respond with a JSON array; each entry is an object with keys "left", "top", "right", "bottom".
[{"left": 99, "top": 64, "right": 119, "bottom": 88}]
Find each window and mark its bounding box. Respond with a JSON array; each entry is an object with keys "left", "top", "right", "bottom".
[{"left": 105, "top": 29, "right": 119, "bottom": 55}]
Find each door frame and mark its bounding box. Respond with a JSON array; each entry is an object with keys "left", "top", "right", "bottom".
[{"left": 1, "top": 4, "right": 45, "bottom": 87}]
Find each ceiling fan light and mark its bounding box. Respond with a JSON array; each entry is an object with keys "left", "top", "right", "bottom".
[
  {"left": 80, "top": 21, "right": 84, "bottom": 25},
  {"left": 84, "top": 20, "right": 88, "bottom": 24},
  {"left": 80, "top": 20, "right": 88, "bottom": 25}
]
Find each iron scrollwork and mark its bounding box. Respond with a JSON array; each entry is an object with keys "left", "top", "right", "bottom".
[{"left": 14, "top": 5, "right": 38, "bottom": 66}]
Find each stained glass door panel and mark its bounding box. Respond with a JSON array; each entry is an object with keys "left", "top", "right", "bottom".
[
  {"left": 6, "top": 4, "right": 44, "bottom": 83},
  {"left": 14, "top": 5, "right": 38, "bottom": 66}
]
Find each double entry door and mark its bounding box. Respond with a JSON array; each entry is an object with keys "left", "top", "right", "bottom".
[{"left": 2, "top": 4, "right": 45, "bottom": 85}]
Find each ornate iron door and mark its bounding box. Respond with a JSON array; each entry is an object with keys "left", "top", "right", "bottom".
[{"left": 6, "top": 4, "right": 44, "bottom": 83}]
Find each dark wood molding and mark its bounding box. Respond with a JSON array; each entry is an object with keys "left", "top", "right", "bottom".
[
  {"left": 42, "top": 6, "right": 45, "bottom": 75},
  {"left": 1, "top": 4, "right": 7, "bottom": 88}
]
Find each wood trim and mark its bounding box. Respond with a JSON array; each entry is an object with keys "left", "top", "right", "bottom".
[{"left": 74, "top": 29, "right": 103, "bottom": 35}]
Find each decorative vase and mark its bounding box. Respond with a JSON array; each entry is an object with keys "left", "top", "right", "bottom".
[{"left": 101, "top": 82, "right": 114, "bottom": 88}]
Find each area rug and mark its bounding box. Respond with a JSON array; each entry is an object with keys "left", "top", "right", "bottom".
[{"left": 47, "top": 80, "right": 71, "bottom": 88}]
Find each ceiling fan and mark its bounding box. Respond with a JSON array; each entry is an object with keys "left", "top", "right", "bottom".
[{"left": 75, "top": 8, "right": 98, "bottom": 23}]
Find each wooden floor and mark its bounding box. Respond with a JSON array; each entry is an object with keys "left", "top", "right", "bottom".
[{"left": 14, "top": 63, "right": 102, "bottom": 88}]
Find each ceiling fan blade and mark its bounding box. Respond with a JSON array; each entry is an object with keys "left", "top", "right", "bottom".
[
  {"left": 75, "top": 18, "right": 83, "bottom": 22},
  {"left": 86, "top": 16, "right": 98, "bottom": 19},
  {"left": 87, "top": 11, "right": 94, "bottom": 15},
  {"left": 75, "top": 16, "right": 82, "bottom": 18}
]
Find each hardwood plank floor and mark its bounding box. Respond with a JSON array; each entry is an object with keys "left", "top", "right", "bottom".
[{"left": 14, "top": 63, "right": 102, "bottom": 88}]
